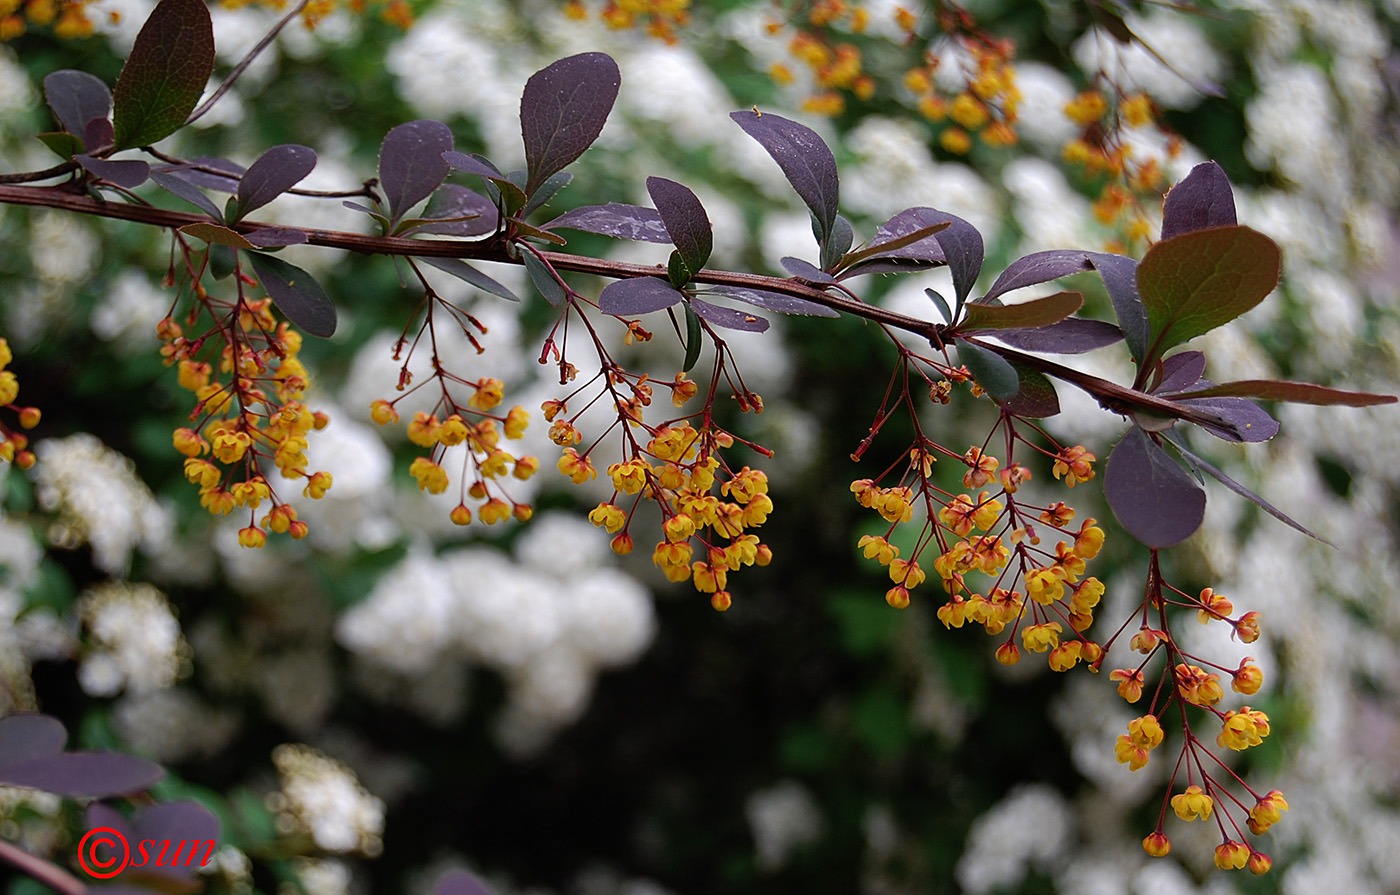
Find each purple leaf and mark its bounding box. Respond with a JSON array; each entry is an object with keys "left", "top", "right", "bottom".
[
  {"left": 160, "top": 156, "right": 243, "bottom": 192},
  {"left": 83, "top": 117, "right": 114, "bottom": 154},
  {"left": 730, "top": 109, "right": 839, "bottom": 240},
  {"left": 598, "top": 276, "right": 683, "bottom": 316},
  {"left": 1161, "top": 161, "right": 1236, "bottom": 241},
  {"left": 0, "top": 752, "right": 164, "bottom": 798},
  {"left": 707, "top": 285, "right": 839, "bottom": 317},
  {"left": 379, "top": 119, "right": 454, "bottom": 224},
  {"left": 43, "top": 70, "right": 112, "bottom": 139},
  {"left": 836, "top": 257, "right": 944, "bottom": 278},
  {"left": 982, "top": 249, "right": 1096, "bottom": 302},
  {"left": 129, "top": 801, "right": 219, "bottom": 878},
  {"left": 418, "top": 257, "right": 519, "bottom": 303},
  {"left": 111, "top": 0, "right": 214, "bottom": 149},
  {"left": 1001, "top": 363, "right": 1060, "bottom": 418},
  {"left": 905, "top": 209, "right": 984, "bottom": 306},
  {"left": 0, "top": 714, "right": 66, "bottom": 768},
  {"left": 520, "top": 53, "right": 621, "bottom": 194},
  {"left": 150, "top": 169, "right": 223, "bottom": 219},
  {"left": 442, "top": 151, "right": 504, "bottom": 180},
  {"left": 1104, "top": 426, "right": 1206, "bottom": 548},
  {"left": 865, "top": 208, "right": 949, "bottom": 264},
  {"left": 543, "top": 202, "right": 669, "bottom": 242},
  {"left": 433, "top": 870, "right": 497, "bottom": 895},
  {"left": 986, "top": 318, "right": 1123, "bottom": 354},
  {"left": 1153, "top": 351, "right": 1207, "bottom": 394},
  {"left": 1164, "top": 379, "right": 1398, "bottom": 407},
  {"left": 1087, "top": 252, "right": 1149, "bottom": 362},
  {"left": 243, "top": 227, "right": 307, "bottom": 247},
  {"left": 247, "top": 252, "right": 337, "bottom": 337},
  {"left": 75, "top": 155, "right": 149, "bottom": 188},
  {"left": 647, "top": 176, "right": 712, "bottom": 275},
  {"left": 1137, "top": 226, "right": 1281, "bottom": 364},
  {"left": 414, "top": 184, "right": 498, "bottom": 237},
  {"left": 1172, "top": 393, "right": 1279, "bottom": 443},
  {"left": 690, "top": 297, "right": 770, "bottom": 332},
  {"left": 780, "top": 256, "right": 836, "bottom": 283},
  {"left": 236, "top": 144, "right": 317, "bottom": 218},
  {"left": 960, "top": 291, "right": 1083, "bottom": 331},
  {"left": 1167, "top": 434, "right": 1330, "bottom": 545},
  {"left": 837, "top": 219, "right": 950, "bottom": 271},
  {"left": 523, "top": 253, "right": 566, "bottom": 306}
]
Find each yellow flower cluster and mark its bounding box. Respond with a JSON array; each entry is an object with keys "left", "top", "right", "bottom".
[
  {"left": 564, "top": 0, "right": 691, "bottom": 43},
  {"left": 903, "top": 37, "right": 1020, "bottom": 154},
  {"left": 161, "top": 299, "right": 332, "bottom": 546},
  {"left": 581, "top": 420, "right": 773, "bottom": 610},
  {"left": 372, "top": 378, "right": 538, "bottom": 526},
  {"left": 0, "top": 337, "right": 40, "bottom": 469}
]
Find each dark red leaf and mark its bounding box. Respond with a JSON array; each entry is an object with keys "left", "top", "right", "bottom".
[
  {"left": 1104, "top": 427, "right": 1206, "bottom": 548},
  {"left": 247, "top": 252, "right": 337, "bottom": 337},
  {"left": 520, "top": 53, "right": 621, "bottom": 194},
  {"left": 433, "top": 870, "right": 497, "bottom": 895},
  {"left": 379, "top": 119, "right": 454, "bottom": 224},
  {"left": 647, "top": 177, "right": 712, "bottom": 276},
  {"left": 1168, "top": 434, "right": 1330, "bottom": 544},
  {"left": 985, "top": 318, "right": 1123, "bottom": 354},
  {"left": 159, "top": 156, "right": 243, "bottom": 192},
  {"left": 1173, "top": 394, "right": 1279, "bottom": 443},
  {"left": 983, "top": 249, "right": 1096, "bottom": 302},
  {"left": 1161, "top": 161, "right": 1237, "bottom": 241},
  {"left": 862, "top": 208, "right": 948, "bottom": 264},
  {"left": 150, "top": 169, "right": 223, "bottom": 219},
  {"left": 690, "top": 297, "right": 770, "bottom": 332},
  {"left": 44, "top": 70, "right": 112, "bottom": 140},
  {"left": 111, "top": 0, "right": 214, "bottom": 149},
  {"left": 598, "top": 277, "right": 683, "bottom": 316},
  {"left": 837, "top": 219, "right": 950, "bottom": 271},
  {"left": 707, "top": 285, "right": 839, "bottom": 317},
  {"left": 1165, "top": 379, "right": 1398, "bottom": 407},
  {"left": 0, "top": 752, "right": 164, "bottom": 798},
  {"left": 442, "top": 151, "right": 503, "bottom": 180},
  {"left": 243, "top": 227, "right": 307, "bottom": 248},
  {"left": 1087, "top": 252, "right": 1149, "bottom": 361},
  {"left": 236, "top": 144, "right": 317, "bottom": 218},
  {"left": 730, "top": 109, "right": 839, "bottom": 241},
  {"left": 412, "top": 184, "right": 497, "bottom": 237},
  {"left": 1153, "top": 350, "right": 1207, "bottom": 394},
  {"left": 75, "top": 155, "right": 149, "bottom": 188},
  {"left": 960, "top": 291, "right": 1082, "bottom": 331},
  {"left": 780, "top": 256, "right": 835, "bottom": 283},
  {"left": 543, "top": 202, "right": 668, "bottom": 242},
  {"left": 418, "top": 257, "right": 519, "bottom": 303},
  {"left": 0, "top": 714, "right": 66, "bottom": 768}
]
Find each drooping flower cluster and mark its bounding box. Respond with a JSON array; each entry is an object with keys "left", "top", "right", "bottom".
[
  {"left": 160, "top": 291, "right": 333, "bottom": 547},
  {"left": 562, "top": 0, "right": 691, "bottom": 43},
  {"left": 0, "top": 337, "right": 39, "bottom": 470},
  {"left": 1103, "top": 563, "right": 1283, "bottom": 873}
]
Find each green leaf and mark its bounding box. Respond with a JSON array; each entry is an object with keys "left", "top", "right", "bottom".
[
  {"left": 957, "top": 340, "right": 1019, "bottom": 402},
  {"left": 180, "top": 222, "right": 255, "bottom": 249},
  {"left": 682, "top": 301, "right": 702, "bottom": 373},
  {"left": 1165, "top": 379, "right": 1397, "bottom": 407},
  {"left": 36, "top": 132, "right": 84, "bottom": 159},
  {"left": 1000, "top": 362, "right": 1060, "bottom": 419},
  {"left": 523, "top": 252, "right": 566, "bottom": 306},
  {"left": 246, "top": 252, "right": 337, "bottom": 338},
  {"left": 1137, "top": 226, "right": 1280, "bottom": 365},
  {"left": 960, "top": 291, "right": 1083, "bottom": 331},
  {"left": 111, "top": 0, "right": 215, "bottom": 149}
]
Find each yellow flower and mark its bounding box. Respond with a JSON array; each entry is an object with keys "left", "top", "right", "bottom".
[
  {"left": 1248, "top": 790, "right": 1288, "bottom": 834},
  {"left": 1232, "top": 661, "right": 1263, "bottom": 695},
  {"left": 589, "top": 502, "right": 627, "bottom": 534},
  {"left": 1213, "top": 840, "right": 1250, "bottom": 871},
  {"left": 1175, "top": 664, "right": 1223, "bottom": 706},
  {"left": 1110, "top": 668, "right": 1144, "bottom": 703},
  {"left": 479, "top": 498, "right": 511, "bottom": 524},
  {"left": 1022, "top": 621, "right": 1062, "bottom": 653},
  {"left": 504, "top": 406, "right": 529, "bottom": 439},
  {"left": 1141, "top": 831, "right": 1170, "bottom": 858},
  {"left": 1217, "top": 707, "right": 1270, "bottom": 751},
  {"left": 1052, "top": 445, "right": 1095, "bottom": 486},
  {"left": 1048, "top": 641, "right": 1081, "bottom": 672},
  {"left": 409, "top": 458, "right": 449, "bottom": 494},
  {"left": 1026, "top": 567, "right": 1066, "bottom": 605},
  {"left": 557, "top": 448, "right": 597, "bottom": 484},
  {"left": 1196, "top": 587, "right": 1233, "bottom": 624},
  {"left": 238, "top": 526, "right": 267, "bottom": 549},
  {"left": 608, "top": 457, "right": 651, "bottom": 494},
  {"left": 469, "top": 377, "right": 505, "bottom": 411},
  {"left": 1171, "top": 784, "right": 1213, "bottom": 822},
  {"left": 303, "top": 471, "right": 332, "bottom": 499}
]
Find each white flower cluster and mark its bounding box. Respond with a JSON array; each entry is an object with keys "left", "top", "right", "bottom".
[
  {"left": 955, "top": 785, "right": 1073, "bottom": 894},
  {"left": 744, "top": 780, "right": 823, "bottom": 873},
  {"left": 337, "top": 512, "right": 654, "bottom": 756},
  {"left": 77, "top": 581, "right": 187, "bottom": 697},
  {"left": 31, "top": 433, "right": 172, "bottom": 576},
  {"left": 272, "top": 743, "right": 385, "bottom": 856},
  {"left": 1071, "top": 10, "right": 1228, "bottom": 110}
]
